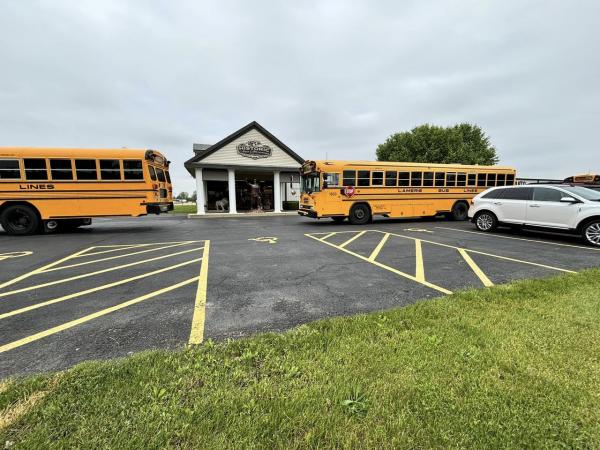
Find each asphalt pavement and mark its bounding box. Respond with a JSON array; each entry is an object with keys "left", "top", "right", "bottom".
[{"left": 1, "top": 214, "right": 599, "bottom": 378}]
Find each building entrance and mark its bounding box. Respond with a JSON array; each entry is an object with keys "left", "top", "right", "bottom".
[{"left": 235, "top": 172, "right": 274, "bottom": 212}]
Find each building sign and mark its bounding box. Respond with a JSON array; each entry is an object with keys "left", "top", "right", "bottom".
[{"left": 237, "top": 140, "right": 272, "bottom": 160}]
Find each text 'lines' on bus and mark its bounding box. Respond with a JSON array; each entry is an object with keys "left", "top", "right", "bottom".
[
  {"left": 298, "top": 160, "right": 516, "bottom": 225},
  {"left": 0, "top": 148, "right": 173, "bottom": 235}
]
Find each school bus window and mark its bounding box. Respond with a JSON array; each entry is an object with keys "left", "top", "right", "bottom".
[
  {"left": 457, "top": 173, "right": 466, "bottom": 186},
  {"left": 323, "top": 173, "right": 340, "bottom": 187},
  {"left": 506, "top": 174, "right": 515, "bottom": 185},
  {"left": 75, "top": 159, "right": 97, "bottom": 180},
  {"left": 156, "top": 168, "right": 167, "bottom": 183},
  {"left": 165, "top": 170, "right": 171, "bottom": 184},
  {"left": 423, "top": 172, "right": 434, "bottom": 187},
  {"left": 0, "top": 159, "right": 21, "bottom": 179},
  {"left": 385, "top": 171, "right": 397, "bottom": 186},
  {"left": 148, "top": 165, "right": 157, "bottom": 181},
  {"left": 486, "top": 173, "right": 496, "bottom": 187},
  {"left": 497, "top": 173, "right": 506, "bottom": 186},
  {"left": 411, "top": 171, "right": 422, "bottom": 187},
  {"left": 467, "top": 173, "right": 476, "bottom": 186},
  {"left": 24, "top": 158, "right": 48, "bottom": 180},
  {"left": 398, "top": 172, "right": 410, "bottom": 186},
  {"left": 100, "top": 159, "right": 121, "bottom": 180},
  {"left": 342, "top": 170, "right": 355, "bottom": 186},
  {"left": 446, "top": 172, "right": 456, "bottom": 187},
  {"left": 50, "top": 159, "right": 73, "bottom": 180},
  {"left": 123, "top": 160, "right": 144, "bottom": 180},
  {"left": 477, "top": 173, "right": 486, "bottom": 186},
  {"left": 434, "top": 172, "right": 445, "bottom": 187},
  {"left": 357, "top": 170, "right": 370, "bottom": 187},
  {"left": 371, "top": 171, "right": 384, "bottom": 186}
]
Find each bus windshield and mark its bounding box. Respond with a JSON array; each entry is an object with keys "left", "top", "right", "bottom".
[{"left": 301, "top": 173, "right": 320, "bottom": 193}]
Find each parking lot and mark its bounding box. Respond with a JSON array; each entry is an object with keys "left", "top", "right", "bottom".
[{"left": 1, "top": 214, "right": 599, "bottom": 378}]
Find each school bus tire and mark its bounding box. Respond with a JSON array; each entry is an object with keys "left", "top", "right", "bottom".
[
  {"left": 0, "top": 203, "right": 41, "bottom": 236},
  {"left": 349, "top": 203, "right": 371, "bottom": 225},
  {"left": 450, "top": 201, "right": 469, "bottom": 221}
]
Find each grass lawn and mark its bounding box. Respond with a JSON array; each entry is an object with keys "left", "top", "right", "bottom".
[
  {"left": 171, "top": 204, "right": 197, "bottom": 214},
  {"left": 1, "top": 270, "right": 600, "bottom": 449}
]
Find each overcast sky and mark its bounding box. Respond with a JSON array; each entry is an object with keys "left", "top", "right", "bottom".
[{"left": 1, "top": 0, "right": 599, "bottom": 193}]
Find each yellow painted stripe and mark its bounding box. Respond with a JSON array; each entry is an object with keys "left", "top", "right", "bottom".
[
  {"left": 0, "top": 277, "right": 199, "bottom": 354},
  {"left": 458, "top": 249, "right": 494, "bottom": 287},
  {"left": 0, "top": 257, "right": 203, "bottom": 320},
  {"left": 306, "top": 234, "right": 452, "bottom": 295},
  {"left": 0, "top": 246, "right": 204, "bottom": 299},
  {"left": 189, "top": 241, "right": 211, "bottom": 344},
  {"left": 307, "top": 230, "right": 378, "bottom": 236},
  {"left": 339, "top": 230, "right": 367, "bottom": 249},
  {"left": 42, "top": 242, "right": 193, "bottom": 273},
  {"left": 435, "top": 226, "right": 600, "bottom": 251},
  {"left": 368, "top": 233, "right": 390, "bottom": 261},
  {"left": 0, "top": 246, "right": 93, "bottom": 291},
  {"left": 75, "top": 240, "right": 202, "bottom": 258},
  {"left": 319, "top": 232, "right": 337, "bottom": 242},
  {"left": 415, "top": 240, "right": 425, "bottom": 282}
]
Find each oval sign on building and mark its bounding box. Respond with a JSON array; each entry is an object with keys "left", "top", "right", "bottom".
[{"left": 236, "top": 140, "right": 272, "bottom": 160}]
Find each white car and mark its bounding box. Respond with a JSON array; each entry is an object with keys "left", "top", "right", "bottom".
[{"left": 468, "top": 185, "right": 600, "bottom": 247}]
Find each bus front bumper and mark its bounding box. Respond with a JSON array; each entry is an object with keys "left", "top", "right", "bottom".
[
  {"left": 298, "top": 209, "right": 317, "bottom": 218},
  {"left": 146, "top": 202, "right": 174, "bottom": 215}
]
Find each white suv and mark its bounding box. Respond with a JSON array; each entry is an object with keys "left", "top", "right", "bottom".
[{"left": 468, "top": 185, "right": 600, "bottom": 247}]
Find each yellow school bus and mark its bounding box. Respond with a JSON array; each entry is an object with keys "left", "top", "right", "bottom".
[
  {"left": 298, "top": 160, "right": 516, "bottom": 224},
  {"left": 0, "top": 147, "right": 173, "bottom": 235}
]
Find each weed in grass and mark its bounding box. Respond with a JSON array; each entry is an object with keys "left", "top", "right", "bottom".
[{"left": 342, "top": 386, "right": 369, "bottom": 418}]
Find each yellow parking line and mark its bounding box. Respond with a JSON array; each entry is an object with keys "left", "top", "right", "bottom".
[
  {"left": 368, "top": 233, "right": 390, "bottom": 261},
  {"left": 0, "top": 246, "right": 93, "bottom": 292},
  {"left": 189, "top": 241, "right": 211, "bottom": 345},
  {"left": 41, "top": 242, "right": 194, "bottom": 273},
  {"left": 339, "top": 230, "right": 367, "bottom": 248},
  {"left": 319, "top": 232, "right": 337, "bottom": 242},
  {"left": 435, "top": 226, "right": 600, "bottom": 251},
  {"left": 0, "top": 257, "right": 203, "bottom": 320},
  {"left": 0, "top": 277, "right": 199, "bottom": 354},
  {"left": 458, "top": 249, "right": 494, "bottom": 287},
  {"left": 415, "top": 240, "right": 425, "bottom": 282},
  {"left": 306, "top": 234, "right": 452, "bottom": 295},
  {"left": 74, "top": 240, "right": 202, "bottom": 258},
  {"left": 0, "top": 246, "right": 204, "bottom": 299}
]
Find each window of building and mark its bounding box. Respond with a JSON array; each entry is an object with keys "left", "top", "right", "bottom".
[
  {"left": 467, "top": 174, "right": 476, "bottom": 186},
  {"left": 446, "top": 172, "right": 457, "bottom": 187},
  {"left": 411, "top": 171, "right": 422, "bottom": 187},
  {"left": 371, "top": 171, "right": 384, "bottom": 186},
  {"left": 434, "top": 172, "right": 445, "bottom": 187},
  {"left": 385, "top": 171, "right": 397, "bottom": 186},
  {"left": 357, "top": 170, "right": 370, "bottom": 187},
  {"left": 486, "top": 173, "right": 497, "bottom": 187},
  {"left": 457, "top": 173, "right": 467, "bottom": 187},
  {"left": 343, "top": 170, "right": 356, "bottom": 186},
  {"left": 423, "top": 172, "right": 434, "bottom": 187},
  {"left": 323, "top": 172, "right": 340, "bottom": 187},
  {"left": 75, "top": 160, "right": 98, "bottom": 180},
  {"left": 0, "top": 159, "right": 21, "bottom": 179},
  {"left": 533, "top": 187, "right": 564, "bottom": 202},
  {"left": 398, "top": 172, "right": 410, "bottom": 187},
  {"left": 24, "top": 158, "right": 48, "bottom": 180},
  {"left": 156, "top": 168, "right": 167, "bottom": 183},
  {"left": 100, "top": 159, "right": 121, "bottom": 180},
  {"left": 50, "top": 159, "right": 73, "bottom": 180},
  {"left": 477, "top": 173, "right": 486, "bottom": 187},
  {"left": 123, "top": 160, "right": 144, "bottom": 180}
]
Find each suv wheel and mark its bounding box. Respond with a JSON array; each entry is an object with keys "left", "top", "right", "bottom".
[
  {"left": 474, "top": 211, "right": 498, "bottom": 232},
  {"left": 582, "top": 220, "right": 600, "bottom": 247},
  {"left": 349, "top": 204, "right": 371, "bottom": 225}
]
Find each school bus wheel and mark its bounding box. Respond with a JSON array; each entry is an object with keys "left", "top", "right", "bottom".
[
  {"left": 349, "top": 203, "right": 371, "bottom": 225},
  {"left": 0, "top": 203, "right": 41, "bottom": 236},
  {"left": 450, "top": 201, "right": 469, "bottom": 221}
]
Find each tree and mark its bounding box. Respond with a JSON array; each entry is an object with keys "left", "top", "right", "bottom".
[
  {"left": 376, "top": 123, "right": 499, "bottom": 165},
  {"left": 176, "top": 192, "right": 189, "bottom": 201},
  {"left": 190, "top": 191, "right": 197, "bottom": 202}
]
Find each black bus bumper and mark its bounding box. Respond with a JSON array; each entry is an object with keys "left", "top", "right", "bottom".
[
  {"left": 146, "top": 202, "right": 174, "bottom": 215},
  {"left": 298, "top": 209, "right": 317, "bottom": 218}
]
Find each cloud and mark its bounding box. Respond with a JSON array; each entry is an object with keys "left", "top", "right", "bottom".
[{"left": 1, "top": 0, "right": 599, "bottom": 193}]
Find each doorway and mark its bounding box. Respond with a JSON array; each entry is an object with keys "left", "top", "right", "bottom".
[{"left": 235, "top": 171, "right": 274, "bottom": 212}]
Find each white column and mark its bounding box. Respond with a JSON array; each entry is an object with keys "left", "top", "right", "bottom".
[
  {"left": 273, "top": 171, "right": 281, "bottom": 213},
  {"left": 227, "top": 168, "right": 237, "bottom": 214},
  {"left": 195, "top": 168, "right": 205, "bottom": 215}
]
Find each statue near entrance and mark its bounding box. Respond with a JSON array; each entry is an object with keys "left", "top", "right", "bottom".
[{"left": 247, "top": 179, "right": 262, "bottom": 211}]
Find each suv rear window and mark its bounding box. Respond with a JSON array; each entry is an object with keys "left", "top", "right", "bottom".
[
  {"left": 482, "top": 188, "right": 506, "bottom": 199},
  {"left": 502, "top": 187, "right": 533, "bottom": 201}
]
